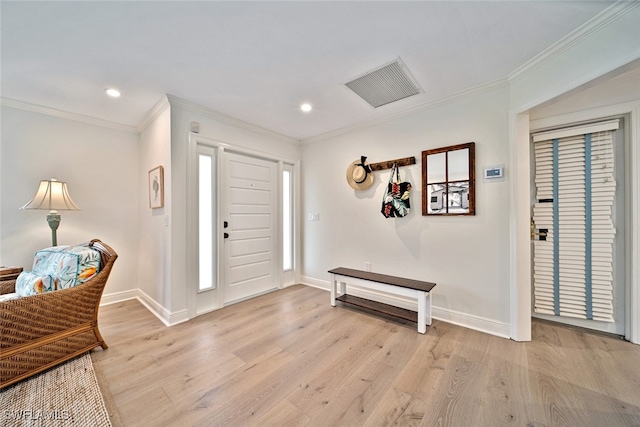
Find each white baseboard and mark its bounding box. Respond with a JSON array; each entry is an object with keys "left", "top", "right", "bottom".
[
  {"left": 300, "top": 276, "right": 510, "bottom": 339},
  {"left": 431, "top": 306, "right": 510, "bottom": 339},
  {"left": 101, "top": 288, "right": 189, "bottom": 327},
  {"left": 100, "top": 289, "right": 138, "bottom": 306},
  {"left": 301, "top": 275, "right": 329, "bottom": 290}
]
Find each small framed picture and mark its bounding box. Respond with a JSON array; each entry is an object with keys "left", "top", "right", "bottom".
[{"left": 149, "top": 166, "right": 164, "bottom": 209}]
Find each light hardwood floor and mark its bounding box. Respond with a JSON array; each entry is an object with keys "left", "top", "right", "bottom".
[{"left": 92, "top": 285, "right": 640, "bottom": 427}]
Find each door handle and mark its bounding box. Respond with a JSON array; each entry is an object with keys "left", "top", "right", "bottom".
[
  {"left": 530, "top": 218, "right": 548, "bottom": 240},
  {"left": 224, "top": 221, "right": 228, "bottom": 228},
  {"left": 224, "top": 232, "right": 229, "bottom": 239},
  {"left": 532, "top": 230, "right": 548, "bottom": 240}
]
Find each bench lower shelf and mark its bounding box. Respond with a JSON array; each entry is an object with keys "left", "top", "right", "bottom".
[{"left": 335, "top": 294, "right": 418, "bottom": 323}]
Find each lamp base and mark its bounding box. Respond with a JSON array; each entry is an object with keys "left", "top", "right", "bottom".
[{"left": 47, "top": 212, "right": 61, "bottom": 246}]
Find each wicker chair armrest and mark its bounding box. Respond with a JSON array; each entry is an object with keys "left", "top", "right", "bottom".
[
  {"left": 0, "top": 280, "right": 16, "bottom": 295},
  {"left": 0, "top": 279, "right": 103, "bottom": 350}
]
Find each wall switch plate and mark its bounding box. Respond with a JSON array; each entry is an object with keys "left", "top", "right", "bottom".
[
  {"left": 364, "top": 262, "right": 371, "bottom": 271},
  {"left": 308, "top": 213, "right": 320, "bottom": 221}
]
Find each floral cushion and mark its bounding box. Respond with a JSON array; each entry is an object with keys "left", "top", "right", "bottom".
[
  {"left": 15, "top": 245, "right": 101, "bottom": 297},
  {"left": 15, "top": 272, "right": 54, "bottom": 296}
]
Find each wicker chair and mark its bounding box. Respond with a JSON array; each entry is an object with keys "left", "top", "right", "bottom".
[{"left": 0, "top": 239, "right": 117, "bottom": 389}]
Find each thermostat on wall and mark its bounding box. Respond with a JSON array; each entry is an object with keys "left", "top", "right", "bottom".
[{"left": 483, "top": 165, "right": 504, "bottom": 180}]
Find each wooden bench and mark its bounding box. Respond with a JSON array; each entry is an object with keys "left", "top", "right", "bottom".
[{"left": 328, "top": 267, "right": 436, "bottom": 334}]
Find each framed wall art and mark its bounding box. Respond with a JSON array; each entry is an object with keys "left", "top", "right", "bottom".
[
  {"left": 422, "top": 142, "right": 475, "bottom": 216},
  {"left": 149, "top": 165, "right": 164, "bottom": 209}
]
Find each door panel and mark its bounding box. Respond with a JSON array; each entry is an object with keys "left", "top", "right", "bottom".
[
  {"left": 224, "top": 152, "right": 278, "bottom": 304},
  {"left": 232, "top": 213, "right": 272, "bottom": 229},
  {"left": 230, "top": 188, "right": 271, "bottom": 205},
  {"left": 230, "top": 236, "right": 271, "bottom": 256}
]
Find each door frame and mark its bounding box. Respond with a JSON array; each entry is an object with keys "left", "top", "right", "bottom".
[
  {"left": 510, "top": 101, "right": 640, "bottom": 344},
  {"left": 186, "top": 132, "right": 301, "bottom": 319}
]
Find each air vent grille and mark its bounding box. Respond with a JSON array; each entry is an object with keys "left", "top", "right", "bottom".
[{"left": 344, "top": 59, "right": 422, "bottom": 108}]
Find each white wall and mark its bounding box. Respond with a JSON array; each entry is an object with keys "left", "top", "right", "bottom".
[
  {"left": 0, "top": 106, "right": 140, "bottom": 295},
  {"left": 529, "top": 61, "right": 640, "bottom": 121},
  {"left": 301, "top": 86, "right": 512, "bottom": 334},
  {"left": 137, "top": 99, "right": 172, "bottom": 309},
  {"left": 509, "top": 3, "right": 640, "bottom": 113}
]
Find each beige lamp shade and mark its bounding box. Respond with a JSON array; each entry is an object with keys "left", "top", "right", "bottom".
[{"left": 20, "top": 179, "right": 80, "bottom": 212}]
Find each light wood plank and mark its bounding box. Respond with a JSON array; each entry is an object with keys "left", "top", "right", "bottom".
[
  {"left": 362, "top": 387, "right": 426, "bottom": 427},
  {"left": 92, "top": 285, "right": 640, "bottom": 427},
  {"left": 250, "top": 399, "right": 310, "bottom": 427}
]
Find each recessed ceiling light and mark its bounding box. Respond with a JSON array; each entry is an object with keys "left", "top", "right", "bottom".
[
  {"left": 300, "top": 103, "right": 312, "bottom": 112},
  {"left": 106, "top": 88, "right": 121, "bottom": 98}
]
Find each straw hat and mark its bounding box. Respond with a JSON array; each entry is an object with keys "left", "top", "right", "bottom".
[{"left": 346, "top": 156, "right": 374, "bottom": 191}]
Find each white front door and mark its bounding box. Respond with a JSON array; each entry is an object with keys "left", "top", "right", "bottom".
[
  {"left": 223, "top": 152, "right": 278, "bottom": 304},
  {"left": 531, "top": 119, "right": 626, "bottom": 335}
]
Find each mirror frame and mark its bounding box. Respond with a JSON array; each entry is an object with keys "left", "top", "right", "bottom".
[{"left": 422, "top": 142, "right": 476, "bottom": 216}]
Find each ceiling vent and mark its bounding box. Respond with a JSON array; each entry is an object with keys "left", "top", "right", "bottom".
[{"left": 344, "top": 58, "right": 423, "bottom": 108}]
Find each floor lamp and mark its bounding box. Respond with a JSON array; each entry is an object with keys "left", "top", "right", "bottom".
[{"left": 20, "top": 178, "right": 80, "bottom": 246}]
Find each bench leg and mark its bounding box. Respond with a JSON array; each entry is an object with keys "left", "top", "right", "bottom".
[
  {"left": 418, "top": 291, "right": 427, "bottom": 334},
  {"left": 330, "top": 274, "right": 337, "bottom": 307},
  {"left": 425, "top": 292, "right": 432, "bottom": 326}
]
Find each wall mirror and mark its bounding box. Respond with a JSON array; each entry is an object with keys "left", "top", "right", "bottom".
[{"left": 422, "top": 142, "right": 475, "bottom": 216}]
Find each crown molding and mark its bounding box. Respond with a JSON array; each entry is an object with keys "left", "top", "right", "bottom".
[
  {"left": 508, "top": 1, "right": 640, "bottom": 84},
  {"left": 0, "top": 97, "right": 138, "bottom": 134},
  {"left": 165, "top": 94, "right": 299, "bottom": 146},
  {"left": 136, "top": 95, "right": 170, "bottom": 133},
  {"left": 301, "top": 77, "right": 509, "bottom": 146}
]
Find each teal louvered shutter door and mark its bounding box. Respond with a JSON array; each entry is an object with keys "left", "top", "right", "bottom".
[{"left": 532, "top": 120, "right": 618, "bottom": 322}]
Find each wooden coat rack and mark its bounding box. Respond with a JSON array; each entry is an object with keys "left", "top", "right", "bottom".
[{"left": 369, "top": 156, "right": 416, "bottom": 172}]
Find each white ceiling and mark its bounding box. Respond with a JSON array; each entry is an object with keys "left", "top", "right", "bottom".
[{"left": 1, "top": 1, "right": 616, "bottom": 141}]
